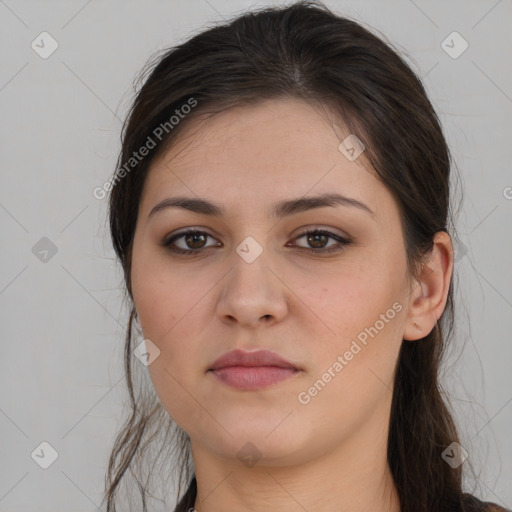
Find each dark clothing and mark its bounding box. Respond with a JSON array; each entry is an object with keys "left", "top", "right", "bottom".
[{"left": 463, "top": 493, "right": 511, "bottom": 512}]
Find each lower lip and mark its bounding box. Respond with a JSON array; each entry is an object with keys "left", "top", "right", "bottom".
[{"left": 209, "top": 366, "right": 299, "bottom": 390}]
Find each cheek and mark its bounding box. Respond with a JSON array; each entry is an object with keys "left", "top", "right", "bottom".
[
  {"left": 296, "top": 300, "right": 404, "bottom": 442},
  {"left": 298, "top": 263, "right": 405, "bottom": 400},
  {"left": 131, "top": 243, "right": 201, "bottom": 340},
  {"left": 133, "top": 263, "right": 209, "bottom": 429},
  {"left": 132, "top": 267, "right": 204, "bottom": 378},
  {"left": 296, "top": 261, "right": 386, "bottom": 341},
  {"left": 130, "top": 247, "right": 204, "bottom": 399}
]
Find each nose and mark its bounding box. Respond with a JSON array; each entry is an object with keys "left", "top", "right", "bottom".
[{"left": 216, "top": 251, "right": 289, "bottom": 329}]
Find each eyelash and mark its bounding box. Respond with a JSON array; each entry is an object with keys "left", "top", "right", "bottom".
[{"left": 162, "top": 228, "right": 352, "bottom": 256}]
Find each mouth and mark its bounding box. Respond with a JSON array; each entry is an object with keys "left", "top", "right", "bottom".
[{"left": 207, "top": 348, "right": 301, "bottom": 390}]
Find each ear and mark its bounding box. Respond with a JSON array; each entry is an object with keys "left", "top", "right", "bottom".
[{"left": 403, "top": 231, "right": 454, "bottom": 341}]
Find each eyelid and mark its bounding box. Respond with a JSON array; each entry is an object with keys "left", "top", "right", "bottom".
[{"left": 294, "top": 225, "right": 350, "bottom": 240}]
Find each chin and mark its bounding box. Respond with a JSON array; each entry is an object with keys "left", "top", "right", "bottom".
[{"left": 192, "top": 413, "right": 317, "bottom": 467}]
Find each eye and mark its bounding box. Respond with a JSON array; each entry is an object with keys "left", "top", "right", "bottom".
[
  {"left": 162, "top": 228, "right": 352, "bottom": 256},
  {"left": 290, "top": 229, "right": 352, "bottom": 254},
  {"left": 163, "top": 229, "right": 220, "bottom": 255}
]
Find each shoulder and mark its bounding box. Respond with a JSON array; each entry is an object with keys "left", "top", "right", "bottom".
[{"left": 462, "top": 493, "right": 511, "bottom": 512}]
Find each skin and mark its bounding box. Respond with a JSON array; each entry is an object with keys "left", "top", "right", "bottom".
[{"left": 130, "top": 97, "right": 453, "bottom": 512}]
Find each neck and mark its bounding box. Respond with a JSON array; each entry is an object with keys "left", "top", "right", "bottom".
[{"left": 190, "top": 419, "right": 400, "bottom": 512}]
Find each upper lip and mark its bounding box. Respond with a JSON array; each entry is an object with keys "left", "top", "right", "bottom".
[{"left": 209, "top": 349, "right": 298, "bottom": 371}]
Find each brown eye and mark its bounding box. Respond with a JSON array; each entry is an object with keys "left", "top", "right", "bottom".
[
  {"left": 305, "top": 232, "right": 329, "bottom": 249},
  {"left": 183, "top": 232, "right": 208, "bottom": 249},
  {"left": 163, "top": 230, "right": 220, "bottom": 255},
  {"left": 292, "top": 229, "right": 352, "bottom": 254}
]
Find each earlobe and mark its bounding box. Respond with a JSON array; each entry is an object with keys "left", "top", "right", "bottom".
[{"left": 403, "top": 231, "right": 453, "bottom": 341}]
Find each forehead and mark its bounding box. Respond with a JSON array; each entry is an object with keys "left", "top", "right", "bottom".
[{"left": 139, "top": 98, "right": 390, "bottom": 221}]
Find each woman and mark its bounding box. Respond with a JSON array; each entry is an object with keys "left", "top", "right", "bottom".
[{"left": 103, "top": 1, "right": 510, "bottom": 511}]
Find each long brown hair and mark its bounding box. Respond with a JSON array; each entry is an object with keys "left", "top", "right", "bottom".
[{"left": 104, "top": 2, "right": 472, "bottom": 510}]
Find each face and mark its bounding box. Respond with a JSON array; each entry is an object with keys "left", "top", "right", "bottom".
[{"left": 130, "top": 97, "right": 414, "bottom": 467}]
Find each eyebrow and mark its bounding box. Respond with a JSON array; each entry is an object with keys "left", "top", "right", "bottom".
[{"left": 148, "top": 192, "right": 375, "bottom": 219}]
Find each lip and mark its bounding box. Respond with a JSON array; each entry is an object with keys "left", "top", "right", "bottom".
[
  {"left": 209, "top": 348, "right": 298, "bottom": 371},
  {"left": 208, "top": 349, "right": 300, "bottom": 390}
]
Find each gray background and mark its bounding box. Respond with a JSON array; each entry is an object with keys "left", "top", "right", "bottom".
[{"left": 0, "top": 0, "right": 511, "bottom": 510}]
